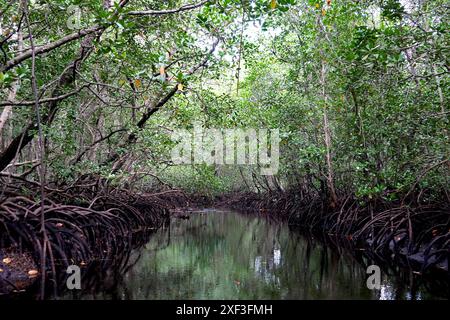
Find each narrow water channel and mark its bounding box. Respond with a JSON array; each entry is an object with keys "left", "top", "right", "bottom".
[{"left": 64, "top": 210, "right": 445, "bottom": 300}]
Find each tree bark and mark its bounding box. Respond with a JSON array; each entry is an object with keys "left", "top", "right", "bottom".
[
  {"left": 320, "top": 60, "right": 338, "bottom": 207},
  {"left": 0, "top": 23, "right": 23, "bottom": 146}
]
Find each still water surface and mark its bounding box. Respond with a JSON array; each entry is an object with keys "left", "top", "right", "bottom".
[{"left": 67, "top": 210, "right": 445, "bottom": 300}]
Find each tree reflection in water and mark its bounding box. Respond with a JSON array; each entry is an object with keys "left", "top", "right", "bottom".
[{"left": 55, "top": 210, "right": 446, "bottom": 300}]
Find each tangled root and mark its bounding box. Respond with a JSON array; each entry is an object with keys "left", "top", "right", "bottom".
[
  {"left": 0, "top": 174, "right": 187, "bottom": 295},
  {"left": 227, "top": 190, "right": 449, "bottom": 273}
]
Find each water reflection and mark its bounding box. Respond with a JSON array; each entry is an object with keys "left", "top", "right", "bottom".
[{"left": 62, "top": 210, "right": 445, "bottom": 300}]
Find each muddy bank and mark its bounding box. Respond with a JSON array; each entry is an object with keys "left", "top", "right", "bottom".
[
  {"left": 223, "top": 191, "right": 449, "bottom": 275},
  {"left": 0, "top": 250, "right": 38, "bottom": 295}
]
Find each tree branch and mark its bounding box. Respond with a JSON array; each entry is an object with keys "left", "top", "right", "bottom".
[
  {"left": 1, "top": 0, "right": 130, "bottom": 73},
  {"left": 128, "top": 0, "right": 210, "bottom": 16},
  {"left": 0, "top": 25, "right": 103, "bottom": 73},
  {"left": 0, "top": 84, "right": 89, "bottom": 107}
]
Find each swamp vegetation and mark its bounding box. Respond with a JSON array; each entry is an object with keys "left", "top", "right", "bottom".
[{"left": 0, "top": 0, "right": 448, "bottom": 299}]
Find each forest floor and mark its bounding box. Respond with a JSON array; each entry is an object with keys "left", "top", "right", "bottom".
[{"left": 0, "top": 250, "right": 37, "bottom": 295}]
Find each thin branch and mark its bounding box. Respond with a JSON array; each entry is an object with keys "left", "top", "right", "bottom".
[
  {"left": 0, "top": 84, "right": 89, "bottom": 107},
  {"left": 403, "top": 159, "right": 450, "bottom": 203},
  {"left": 128, "top": 0, "right": 210, "bottom": 16},
  {"left": 22, "top": 0, "right": 48, "bottom": 299},
  {"left": 104, "top": 37, "right": 220, "bottom": 169},
  {"left": 4, "top": 159, "right": 38, "bottom": 169},
  {"left": 72, "top": 128, "right": 127, "bottom": 164},
  {"left": 1, "top": 25, "right": 103, "bottom": 73},
  {"left": 1, "top": 0, "right": 130, "bottom": 73}
]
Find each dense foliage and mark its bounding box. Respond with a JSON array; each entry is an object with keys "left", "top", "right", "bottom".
[{"left": 0, "top": 0, "right": 448, "bottom": 203}]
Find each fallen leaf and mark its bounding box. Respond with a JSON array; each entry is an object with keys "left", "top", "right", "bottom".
[
  {"left": 2, "top": 257, "right": 12, "bottom": 264},
  {"left": 134, "top": 79, "right": 141, "bottom": 89},
  {"left": 28, "top": 269, "right": 39, "bottom": 277},
  {"left": 270, "top": 0, "right": 277, "bottom": 10}
]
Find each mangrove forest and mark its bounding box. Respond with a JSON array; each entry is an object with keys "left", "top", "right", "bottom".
[{"left": 0, "top": 0, "right": 448, "bottom": 302}]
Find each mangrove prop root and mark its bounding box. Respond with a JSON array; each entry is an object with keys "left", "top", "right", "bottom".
[
  {"left": 0, "top": 175, "right": 186, "bottom": 295},
  {"left": 226, "top": 190, "right": 449, "bottom": 273}
]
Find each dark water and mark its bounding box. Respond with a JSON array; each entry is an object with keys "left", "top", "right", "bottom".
[{"left": 64, "top": 210, "right": 446, "bottom": 300}]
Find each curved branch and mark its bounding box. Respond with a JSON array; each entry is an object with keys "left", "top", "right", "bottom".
[
  {"left": 1, "top": 0, "right": 209, "bottom": 73},
  {"left": 0, "top": 25, "right": 103, "bottom": 73},
  {"left": 128, "top": 0, "right": 210, "bottom": 16},
  {"left": 0, "top": 84, "right": 89, "bottom": 107},
  {"left": 0, "top": 0, "right": 130, "bottom": 72},
  {"left": 72, "top": 128, "right": 128, "bottom": 164},
  {"left": 104, "top": 38, "right": 220, "bottom": 169}
]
